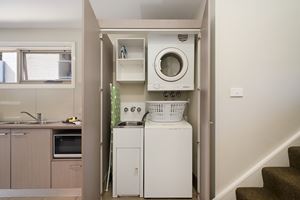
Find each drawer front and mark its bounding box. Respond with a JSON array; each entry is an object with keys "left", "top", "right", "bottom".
[
  {"left": 113, "top": 128, "right": 142, "bottom": 148},
  {"left": 52, "top": 160, "right": 82, "bottom": 188},
  {"left": 11, "top": 129, "right": 52, "bottom": 134}
]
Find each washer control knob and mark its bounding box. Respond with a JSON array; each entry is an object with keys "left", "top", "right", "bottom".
[
  {"left": 137, "top": 107, "right": 142, "bottom": 112},
  {"left": 170, "top": 91, "right": 176, "bottom": 98},
  {"left": 124, "top": 107, "right": 129, "bottom": 112}
]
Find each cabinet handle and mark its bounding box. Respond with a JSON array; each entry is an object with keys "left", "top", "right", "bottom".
[
  {"left": 12, "top": 133, "right": 26, "bottom": 136},
  {"left": 0, "top": 133, "right": 8, "bottom": 136},
  {"left": 135, "top": 167, "right": 139, "bottom": 175},
  {"left": 70, "top": 164, "right": 82, "bottom": 169}
]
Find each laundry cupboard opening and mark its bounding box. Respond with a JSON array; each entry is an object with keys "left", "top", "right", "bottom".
[{"left": 96, "top": 30, "right": 202, "bottom": 199}]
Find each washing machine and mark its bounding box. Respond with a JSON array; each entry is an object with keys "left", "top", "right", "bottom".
[
  {"left": 144, "top": 120, "right": 193, "bottom": 198},
  {"left": 147, "top": 34, "right": 195, "bottom": 91}
]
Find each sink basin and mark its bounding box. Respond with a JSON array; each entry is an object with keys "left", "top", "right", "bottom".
[
  {"left": 116, "top": 121, "right": 144, "bottom": 128},
  {"left": 0, "top": 120, "right": 59, "bottom": 125}
]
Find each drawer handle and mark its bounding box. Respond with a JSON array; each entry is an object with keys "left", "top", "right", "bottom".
[
  {"left": 0, "top": 133, "right": 8, "bottom": 136},
  {"left": 12, "top": 133, "right": 26, "bottom": 136},
  {"left": 70, "top": 164, "right": 82, "bottom": 169}
]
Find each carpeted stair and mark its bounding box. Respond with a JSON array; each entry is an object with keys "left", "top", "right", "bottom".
[{"left": 236, "top": 146, "right": 300, "bottom": 200}]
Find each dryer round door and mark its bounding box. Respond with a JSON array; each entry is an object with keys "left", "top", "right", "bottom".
[{"left": 154, "top": 47, "right": 188, "bottom": 82}]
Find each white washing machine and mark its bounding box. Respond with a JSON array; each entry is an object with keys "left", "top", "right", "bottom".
[
  {"left": 147, "top": 34, "right": 195, "bottom": 91},
  {"left": 144, "top": 120, "right": 193, "bottom": 198}
]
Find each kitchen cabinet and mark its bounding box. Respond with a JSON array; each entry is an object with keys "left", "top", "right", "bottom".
[
  {"left": 0, "top": 129, "right": 10, "bottom": 188},
  {"left": 51, "top": 160, "right": 82, "bottom": 188},
  {"left": 11, "top": 129, "right": 51, "bottom": 188},
  {"left": 113, "top": 128, "right": 143, "bottom": 197}
]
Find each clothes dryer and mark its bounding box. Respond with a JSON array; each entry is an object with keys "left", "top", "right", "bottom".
[{"left": 147, "top": 34, "right": 195, "bottom": 91}]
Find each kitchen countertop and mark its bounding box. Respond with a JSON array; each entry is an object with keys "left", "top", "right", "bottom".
[{"left": 0, "top": 122, "right": 82, "bottom": 129}]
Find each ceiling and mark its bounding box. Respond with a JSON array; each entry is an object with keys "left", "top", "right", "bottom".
[
  {"left": 89, "top": 0, "right": 202, "bottom": 20},
  {"left": 0, "top": 0, "right": 82, "bottom": 28},
  {"left": 0, "top": 0, "right": 203, "bottom": 28}
]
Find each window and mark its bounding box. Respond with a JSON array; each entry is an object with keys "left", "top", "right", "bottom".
[
  {"left": 22, "top": 51, "right": 72, "bottom": 82},
  {"left": 0, "top": 51, "right": 18, "bottom": 83},
  {"left": 0, "top": 42, "right": 75, "bottom": 88}
]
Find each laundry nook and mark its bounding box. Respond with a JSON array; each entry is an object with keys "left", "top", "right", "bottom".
[{"left": 98, "top": 32, "right": 200, "bottom": 199}]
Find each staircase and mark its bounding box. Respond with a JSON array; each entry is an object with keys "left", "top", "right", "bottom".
[{"left": 236, "top": 146, "right": 300, "bottom": 200}]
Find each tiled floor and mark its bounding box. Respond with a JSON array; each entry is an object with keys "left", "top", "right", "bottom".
[
  {"left": 102, "top": 187, "right": 198, "bottom": 200},
  {"left": 0, "top": 188, "right": 197, "bottom": 200}
]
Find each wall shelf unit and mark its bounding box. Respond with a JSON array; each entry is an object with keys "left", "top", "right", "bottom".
[{"left": 116, "top": 38, "right": 145, "bottom": 82}]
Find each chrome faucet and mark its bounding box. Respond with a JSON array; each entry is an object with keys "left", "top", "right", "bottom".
[{"left": 21, "top": 111, "right": 42, "bottom": 123}]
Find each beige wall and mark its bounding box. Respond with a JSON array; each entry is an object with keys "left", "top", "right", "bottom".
[
  {"left": 81, "top": 0, "right": 101, "bottom": 198},
  {"left": 0, "top": 28, "right": 82, "bottom": 121},
  {"left": 215, "top": 0, "right": 300, "bottom": 196}
]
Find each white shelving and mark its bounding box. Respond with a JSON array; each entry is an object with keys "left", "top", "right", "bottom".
[{"left": 116, "top": 38, "right": 145, "bottom": 82}]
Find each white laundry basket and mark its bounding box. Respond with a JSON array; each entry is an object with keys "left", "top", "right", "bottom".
[{"left": 146, "top": 101, "right": 187, "bottom": 122}]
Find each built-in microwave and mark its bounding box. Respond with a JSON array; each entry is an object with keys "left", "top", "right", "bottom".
[{"left": 53, "top": 130, "right": 81, "bottom": 159}]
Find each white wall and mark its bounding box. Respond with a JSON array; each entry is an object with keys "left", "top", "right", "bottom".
[
  {"left": 0, "top": 28, "right": 82, "bottom": 121},
  {"left": 215, "top": 0, "right": 300, "bottom": 198}
]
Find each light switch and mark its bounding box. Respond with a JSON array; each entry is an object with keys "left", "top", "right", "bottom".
[{"left": 230, "top": 88, "right": 244, "bottom": 97}]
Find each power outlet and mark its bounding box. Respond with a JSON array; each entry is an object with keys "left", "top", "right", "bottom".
[{"left": 230, "top": 88, "right": 244, "bottom": 97}]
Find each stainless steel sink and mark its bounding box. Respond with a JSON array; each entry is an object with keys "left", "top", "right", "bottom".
[
  {"left": 0, "top": 120, "right": 59, "bottom": 125},
  {"left": 0, "top": 121, "right": 19, "bottom": 125},
  {"left": 116, "top": 121, "right": 144, "bottom": 128},
  {"left": 21, "top": 121, "right": 58, "bottom": 125}
]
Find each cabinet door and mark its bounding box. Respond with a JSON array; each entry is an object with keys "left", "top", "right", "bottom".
[
  {"left": 52, "top": 160, "right": 82, "bottom": 188},
  {"left": 0, "top": 129, "right": 10, "bottom": 188},
  {"left": 116, "top": 148, "right": 140, "bottom": 196},
  {"left": 11, "top": 129, "right": 51, "bottom": 188}
]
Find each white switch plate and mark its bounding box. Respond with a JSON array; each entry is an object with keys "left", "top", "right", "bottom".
[{"left": 230, "top": 88, "right": 244, "bottom": 97}]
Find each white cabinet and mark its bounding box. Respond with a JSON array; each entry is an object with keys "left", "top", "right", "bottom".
[
  {"left": 116, "top": 148, "right": 140, "bottom": 195},
  {"left": 116, "top": 38, "right": 145, "bottom": 82},
  {"left": 113, "top": 128, "right": 143, "bottom": 197}
]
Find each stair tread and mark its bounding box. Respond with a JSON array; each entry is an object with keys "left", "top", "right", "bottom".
[
  {"left": 289, "top": 146, "right": 300, "bottom": 170},
  {"left": 263, "top": 167, "right": 300, "bottom": 187},
  {"left": 262, "top": 167, "right": 300, "bottom": 199},
  {"left": 289, "top": 146, "right": 300, "bottom": 151},
  {"left": 236, "top": 187, "right": 279, "bottom": 200}
]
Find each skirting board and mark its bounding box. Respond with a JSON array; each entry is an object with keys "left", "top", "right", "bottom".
[
  {"left": 213, "top": 129, "right": 300, "bottom": 200},
  {"left": 0, "top": 188, "right": 81, "bottom": 197}
]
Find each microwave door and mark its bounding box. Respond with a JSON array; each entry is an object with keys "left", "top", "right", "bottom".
[{"left": 54, "top": 134, "right": 81, "bottom": 158}]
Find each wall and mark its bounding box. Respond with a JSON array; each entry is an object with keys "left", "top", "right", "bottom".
[
  {"left": 0, "top": 28, "right": 82, "bottom": 121},
  {"left": 215, "top": 0, "right": 300, "bottom": 198},
  {"left": 81, "top": 0, "right": 101, "bottom": 198}
]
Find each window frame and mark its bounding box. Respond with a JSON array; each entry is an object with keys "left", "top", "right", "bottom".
[{"left": 0, "top": 42, "right": 75, "bottom": 89}]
